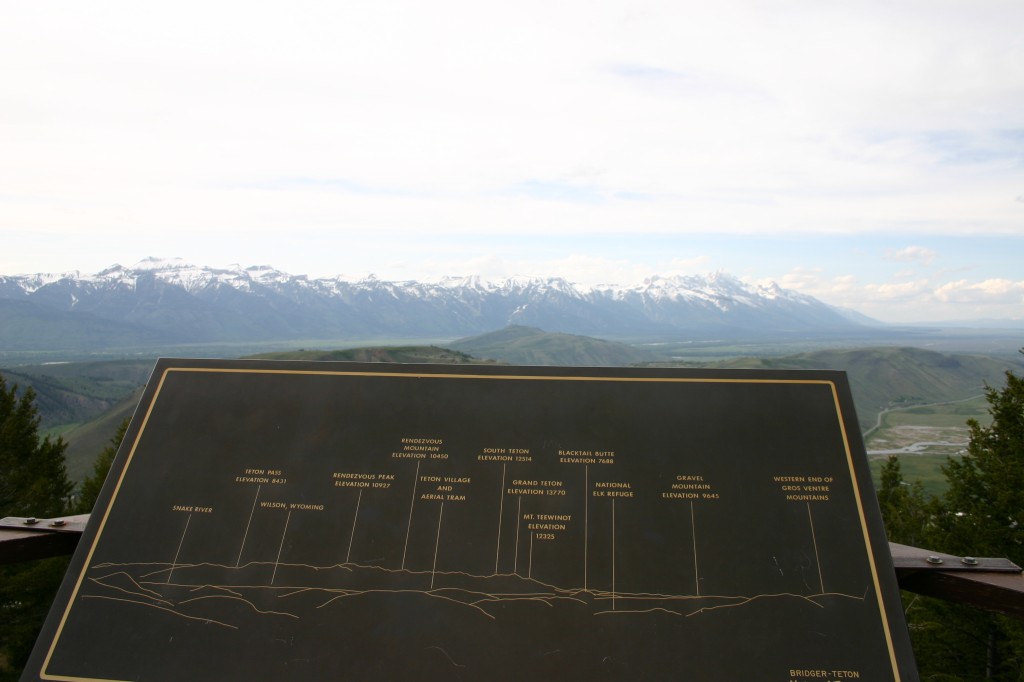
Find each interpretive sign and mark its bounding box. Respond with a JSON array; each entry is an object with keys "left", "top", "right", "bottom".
[{"left": 24, "top": 359, "right": 918, "bottom": 681}]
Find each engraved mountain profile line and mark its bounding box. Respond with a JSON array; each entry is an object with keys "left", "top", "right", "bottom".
[
  {"left": 81, "top": 471, "right": 867, "bottom": 632},
  {"left": 83, "top": 557, "right": 867, "bottom": 630},
  {"left": 38, "top": 363, "right": 906, "bottom": 681}
]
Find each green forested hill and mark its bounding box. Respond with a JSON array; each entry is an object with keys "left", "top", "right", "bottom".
[
  {"left": 0, "top": 360, "right": 155, "bottom": 431},
  {"left": 245, "top": 346, "right": 488, "bottom": 364},
  {"left": 57, "top": 388, "right": 143, "bottom": 482},
  {"left": 0, "top": 361, "right": 155, "bottom": 482},
  {"left": 449, "top": 325, "right": 656, "bottom": 366},
  {"left": 704, "top": 346, "right": 1018, "bottom": 430},
  {"left": 5, "top": 349, "right": 486, "bottom": 485},
  {"left": 11, "top": 339, "right": 1021, "bottom": 486}
]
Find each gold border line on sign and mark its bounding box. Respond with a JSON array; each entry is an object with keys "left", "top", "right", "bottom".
[
  {"left": 828, "top": 381, "right": 900, "bottom": 678},
  {"left": 42, "top": 366, "right": 173, "bottom": 682},
  {"left": 41, "top": 366, "right": 900, "bottom": 682}
]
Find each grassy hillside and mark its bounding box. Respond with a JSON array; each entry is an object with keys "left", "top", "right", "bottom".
[
  {"left": 693, "top": 347, "right": 1019, "bottom": 495},
  {"left": 12, "top": 349, "right": 486, "bottom": 485},
  {"left": 450, "top": 325, "right": 656, "bottom": 366},
  {"left": 700, "top": 346, "right": 1017, "bottom": 431},
  {"left": 0, "top": 360, "right": 154, "bottom": 484},
  {"left": 15, "top": 340, "right": 1019, "bottom": 493},
  {"left": 58, "top": 388, "right": 143, "bottom": 482},
  {"left": 0, "top": 359, "right": 155, "bottom": 430}
]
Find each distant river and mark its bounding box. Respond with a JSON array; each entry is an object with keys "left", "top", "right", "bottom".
[{"left": 867, "top": 440, "right": 967, "bottom": 455}]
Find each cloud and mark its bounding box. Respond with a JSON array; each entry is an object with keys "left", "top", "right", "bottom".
[
  {"left": 779, "top": 268, "right": 846, "bottom": 290},
  {"left": 3, "top": 0, "right": 1024, "bottom": 331},
  {"left": 750, "top": 269, "right": 860, "bottom": 307},
  {"left": 667, "top": 255, "right": 713, "bottom": 272},
  {"left": 3, "top": 0, "right": 1024, "bottom": 246},
  {"left": 883, "top": 246, "right": 937, "bottom": 265},
  {"left": 935, "top": 279, "right": 1024, "bottom": 305},
  {"left": 842, "top": 275, "right": 1024, "bottom": 322},
  {"left": 709, "top": 265, "right": 1024, "bottom": 323},
  {"left": 606, "top": 63, "right": 766, "bottom": 103},
  {"left": 505, "top": 181, "right": 609, "bottom": 205},
  {"left": 864, "top": 280, "right": 933, "bottom": 302},
  {"left": 399, "top": 253, "right": 718, "bottom": 289}
]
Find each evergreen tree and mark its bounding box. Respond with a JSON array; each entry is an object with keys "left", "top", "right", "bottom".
[
  {"left": 74, "top": 418, "right": 129, "bottom": 513},
  {"left": 938, "top": 363, "right": 1024, "bottom": 566},
  {"left": 931, "top": 360, "right": 1024, "bottom": 680},
  {"left": 0, "top": 376, "right": 73, "bottom": 681},
  {"left": 892, "top": 357, "right": 1024, "bottom": 680},
  {"left": 877, "top": 455, "right": 932, "bottom": 547},
  {"left": 0, "top": 379, "right": 72, "bottom": 518}
]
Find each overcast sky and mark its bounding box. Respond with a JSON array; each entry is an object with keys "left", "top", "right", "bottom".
[{"left": 2, "top": 1, "right": 1022, "bottom": 323}]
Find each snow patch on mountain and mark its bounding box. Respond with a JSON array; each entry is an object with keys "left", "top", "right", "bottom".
[{"left": 0, "top": 259, "right": 874, "bottom": 343}]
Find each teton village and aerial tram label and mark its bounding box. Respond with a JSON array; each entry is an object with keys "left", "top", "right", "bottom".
[{"left": 24, "top": 359, "right": 919, "bottom": 681}]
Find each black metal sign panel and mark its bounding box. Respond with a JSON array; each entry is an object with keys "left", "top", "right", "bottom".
[{"left": 24, "top": 359, "right": 918, "bottom": 681}]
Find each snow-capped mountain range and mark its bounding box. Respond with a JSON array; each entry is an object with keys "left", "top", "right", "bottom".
[{"left": 0, "top": 258, "right": 874, "bottom": 350}]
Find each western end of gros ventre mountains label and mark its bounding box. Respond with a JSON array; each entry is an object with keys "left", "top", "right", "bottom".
[{"left": 24, "top": 359, "right": 919, "bottom": 682}]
